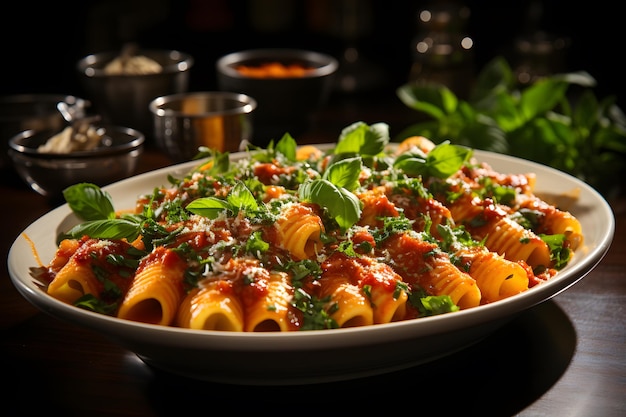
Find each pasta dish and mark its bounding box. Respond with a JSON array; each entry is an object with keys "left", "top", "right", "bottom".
[{"left": 30, "top": 122, "right": 583, "bottom": 332}]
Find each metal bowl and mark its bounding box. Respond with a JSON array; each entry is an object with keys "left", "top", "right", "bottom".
[
  {"left": 0, "top": 94, "right": 88, "bottom": 170},
  {"left": 77, "top": 49, "right": 194, "bottom": 137},
  {"left": 150, "top": 91, "right": 257, "bottom": 162},
  {"left": 8, "top": 124, "right": 144, "bottom": 200},
  {"left": 216, "top": 49, "right": 338, "bottom": 145}
]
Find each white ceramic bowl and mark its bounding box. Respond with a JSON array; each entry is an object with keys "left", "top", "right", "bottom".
[{"left": 7, "top": 148, "right": 614, "bottom": 385}]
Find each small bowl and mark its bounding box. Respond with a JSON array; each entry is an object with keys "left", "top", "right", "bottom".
[
  {"left": 0, "top": 94, "right": 88, "bottom": 170},
  {"left": 216, "top": 48, "right": 338, "bottom": 145},
  {"left": 8, "top": 124, "right": 144, "bottom": 199},
  {"left": 77, "top": 49, "right": 194, "bottom": 137},
  {"left": 149, "top": 91, "right": 257, "bottom": 162}
]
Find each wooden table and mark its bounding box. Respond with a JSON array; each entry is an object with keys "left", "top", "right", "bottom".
[{"left": 2, "top": 94, "right": 624, "bottom": 416}]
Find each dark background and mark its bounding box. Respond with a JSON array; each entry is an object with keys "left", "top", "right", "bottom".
[{"left": 1, "top": 0, "right": 623, "bottom": 107}]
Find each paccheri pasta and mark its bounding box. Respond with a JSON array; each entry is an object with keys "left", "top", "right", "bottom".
[{"left": 31, "top": 121, "right": 583, "bottom": 331}]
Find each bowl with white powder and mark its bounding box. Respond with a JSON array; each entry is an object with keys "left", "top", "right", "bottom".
[
  {"left": 77, "top": 47, "right": 194, "bottom": 138},
  {"left": 8, "top": 122, "right": 144, "bottom": 200},
  {"left": 0, "top": 94, "right": 89, "bottom": 171}
]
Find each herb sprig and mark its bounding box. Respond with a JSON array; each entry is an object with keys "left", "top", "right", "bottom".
[{"left": 396, "top": 56, "right": 626, "bottom": 196}]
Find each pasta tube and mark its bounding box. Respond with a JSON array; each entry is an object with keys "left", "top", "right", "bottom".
[
  {"left": 318, "top": 274, "right": 374, "bottom": 328},
  {"left": 461, "top": 248, "right": 529, "bottom": 303},
  {"left": 274, "top": 202, "right": 324, "bottom": 260},
  {"left": 47, "top": 255, "right": 101, "bottom": 304},
  {"left": 423, "top": 259, "right": 482, "bottom": 309},
  {"left": 177, "top": 280, "right": 244, "bottom": 331},
  {"left": 47, "top": 238, "right": 135, "bottom": 306},
  {"left": 117, "top": 247, "right": 188, "bottom": 326},
  {"left": 380, "top": 233, "right": 482, "bottom": 309},
  {"left": 358, "top": 259, "right": 409, "bottom": 324},
  {"left": 519, "top": 195, "right": 584, "bottom": 251},
  {"left": 244, "top": 270, "right": 296, "bottom": 332},
  {"left": 449, "top": 196, "right": 551, "bottom": 268}
]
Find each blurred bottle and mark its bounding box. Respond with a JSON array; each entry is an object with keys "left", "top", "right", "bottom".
[
  {"left": 409, "top": 0, "right": 474, "bottom": 99},
  {"left": 512, "top": 32, "right": 570, "bottom": 86},
  {"left": 511, "top": 1, "right": 570, "bottom": 86},
  {"left": 308, "top": 0, "right": 385, "bottom": 94}
]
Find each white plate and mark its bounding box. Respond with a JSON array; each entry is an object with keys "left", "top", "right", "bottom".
[{"left": 8, "top": 149, "right": 615, "bottom": 385}]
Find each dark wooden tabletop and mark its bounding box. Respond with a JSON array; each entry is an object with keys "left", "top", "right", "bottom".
[{"left": 2, "top": 93, "right": 625, "bottom": 417}]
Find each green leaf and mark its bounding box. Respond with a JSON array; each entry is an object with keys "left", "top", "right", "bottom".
[
  {"left": 540, "top": 233, "right": 570, "bottom": 270},
  {"left": 418, "top": 295, "right": 459, "bottom": 316},
  {"left": 481, "top": 92, "right": 522, "bottom": 132},
  {"left": 185, "top": 181, "right": 259, "bottom": 219},
  {"left": 335, "top": 121, "right": 389, "bottom": 156},
  {"left": 426, "top": 142, "right": 473, "bottom": 178},
  {"left": 193, "top": 150, "right": 230, "bottom": 174},
  {"left": 323, "top": 157, "right": 362, "bottom": 192},
  {"left": 275, "top": 133, "right": 297, "bottom": 161},
  {"left": 65, "top": 218, "right": 142, "bottom": 241},
  {"left": 299, "top": 179, "right": 361, "bottom": 231},
  {"left": 246, "top": 230, "right": 269, "bottom": 254},
  {"left": 74, "top": 294, "right": 118, "bottom": 315},
  {"left": 396, "top": 82, "right": 458, "bottom": 119},
  {"left": 573, "top": 89, "right": 600, "bottom": 131},
  {"left": 458, "top": 116, "right": 508, "bottom": 153},
  {"left": 63, "top": 183, "right": 116, "bottom": 221},
  {"left": 394, "top": 141, "right": 472, "bottom": 179},
  {"left": 470, "top": 56, "right": 516, "bottom": 103},
  {"left": 396, "top": 55, "right": 626, "bottom": 195},
  {"left": 519, "top": 78, "right": 569, "bottom": 121},
  {"left": 552, "top": 71, "right": 596, "bottom": 88},
  {"left": 186, "top": 197, "right": 231, "bottom": 219},
  {"left": 227, "top": 181, "right": 259, "bottom": 211},
  {"left": 507, "top": 117, "right": 566, "bottom": 165}
]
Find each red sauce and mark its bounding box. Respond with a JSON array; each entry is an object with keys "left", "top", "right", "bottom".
[
  {"left": 379, "top": 233, "right": 439, "bottom": 286},
  {"left": 351, "top": 228, "right": 376, "bottom": 254},
  {"left": 253, "top": 162, "right": 296, "bottom": 184}
]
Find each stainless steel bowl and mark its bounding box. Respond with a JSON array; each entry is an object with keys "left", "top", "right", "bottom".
[
  {"left": 77, "top": 49, "right": 194, "bottom": 137},
  {"left": 0, "top": 94, "right": 88, "bottom": 170},
  {"left": 8, "top": 124, "right": 144, "bottom": 199},
  {"left": 150, "top": 91, "right": 257, "bottom": 162}
]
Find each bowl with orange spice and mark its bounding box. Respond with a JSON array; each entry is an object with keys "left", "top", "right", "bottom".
[{"left": 216, "top": 49, "right": 338, "bottom": 146}]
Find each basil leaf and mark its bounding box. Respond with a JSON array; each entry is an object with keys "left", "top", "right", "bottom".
[
  {"left": 275, "top": 133, "right": 297, "bottom": 161},
  {"left": 63, "top": 183, "right": 116, "bottom": 221},
  {"left": 335, "top": 121, "right": 389, "bottom": 156},
  {"left": 227, "top": 181, "right": 258, "bottom": 211},
  {"left": 186, "top": 197, "right": 231, "bottom": 219},
  {"left": 426, "top": 142, "right": 473, "bottom": 177},
  {"left": 299, "top": 179, "right": 361, "bottom": 231},
  {"left": 65, "top": 219, "right": 141, "bottom": 241},
  {"left": 394, "top": 142, "right": 472, "bottom": 179},
  {"left": 323, "top": 157, "right": 362, "bottom": 192}
]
